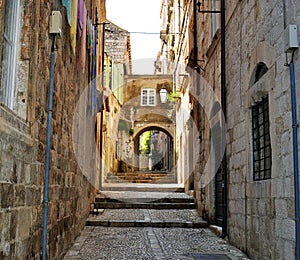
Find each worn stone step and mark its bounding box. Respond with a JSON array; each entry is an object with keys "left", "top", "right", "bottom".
[
  {"left": 86, "top": 219, "right": 207, "bottom": 228},
  {"left": 105, "top": 171, "right": 177, "bottom": 185},
  {"left": 95, "top": 197, "right": 195, "bottom": 204},
  {"left": 101, "top": 186, "right": 185, "bottom": 192},
  {"left": 105, "top": 178, "right": 176, "bottom": 184},
  {"left": 113, "top": 173, "right": 172, "bottom": 177},
  {"left": 86, "top": 208, "right": 208, "bottom": 228},
  {"left": 93, "top": 202, "right": 196, "bottom": 209},
  {"left": 108, "top": 176, "right": 175, "bottom": 180}
]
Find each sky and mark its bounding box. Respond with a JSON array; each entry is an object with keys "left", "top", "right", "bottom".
[{"left": 106, "top": 0, "right": 163, "bottom": 74}]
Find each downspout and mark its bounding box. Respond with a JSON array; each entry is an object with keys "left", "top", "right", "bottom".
[
  {"left": 220, "top": 0, "right": 228, "bottom": 238},
  {"left": 193, "top": 0, "right": 198, "bottom": 72},
  {"left": 282, "top": 1, "right": 300, "bottom": 258},
  {"left": 42, "top": 34, "right": 56, "bottom": 260},
  {"left": 288, "top": 50, "right": 300, "bottom": 260},
  {"left": 193, "top": 0, "right": 200, "bottom": 201},
  {"left": 99, "top": 20, "right": 106, "bottom": 190}
]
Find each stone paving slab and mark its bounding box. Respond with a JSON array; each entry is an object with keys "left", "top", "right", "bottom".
[
  {"left": 63, "top": 226, "right": 249, "bottom": 260},
  {"left": 148, "top": 209, "right": 201, "bottom": 222},
  {"left": 91, "top": 209, "right": 146, "bottom": 220}
]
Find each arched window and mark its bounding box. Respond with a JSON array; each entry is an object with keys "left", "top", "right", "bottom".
[
  {"left": 250, "top": 62, "right": 272, "bottom": 181},
  {"left": 254, "top": 62, "right": 268, "bottom": 84}
]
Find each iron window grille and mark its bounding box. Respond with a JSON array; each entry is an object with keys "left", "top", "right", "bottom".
[{"left": 251, "top": 96, "right": 272, "bottom": 181}]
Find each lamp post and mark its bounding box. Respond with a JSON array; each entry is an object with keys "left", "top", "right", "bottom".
[{"left": 159, "top": 86, "right": 168, "bottom": 103}]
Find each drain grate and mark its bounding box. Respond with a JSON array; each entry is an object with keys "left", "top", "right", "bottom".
[{"left": 192, "top": 253, "right": 230, "bottom": 260}]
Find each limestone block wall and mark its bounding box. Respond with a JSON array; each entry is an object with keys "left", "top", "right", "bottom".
[
  {"left": 226, "top": 0, "right": 300, "bottom": 259},
  {"left": 0, "top": 0, "right": 103, "bottom": 259}
]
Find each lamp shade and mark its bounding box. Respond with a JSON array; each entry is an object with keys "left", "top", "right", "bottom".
[{"left": 159, "top": 86, "right": 168, "bottom": 103}]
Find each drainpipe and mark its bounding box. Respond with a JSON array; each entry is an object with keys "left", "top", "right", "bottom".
[
  {"left": 193, "top": 0, "right": 200, "bottom": 201},
  {"left": 98, "top": 20, "right": 106, "bottom": 190},
  {"left": 42, "top": 34, "right": 56, "bottom": 260},
  {"left": 288, "top": 50, "right": 300, "bottom": 260},
  {"left": 220, "top": 0, "right": 228, "bottom": 239},
  {"left": 193, "top": 0, "right": 198, "bottom": 65}
]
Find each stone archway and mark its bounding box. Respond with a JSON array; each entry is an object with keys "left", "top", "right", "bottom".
[{"left": 133, "top": 125, "right": 174, "bottom": 173}]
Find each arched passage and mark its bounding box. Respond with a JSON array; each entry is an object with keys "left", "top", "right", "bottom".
[{"left": 133, "top": 126, "right": 174, "bottom": 173}]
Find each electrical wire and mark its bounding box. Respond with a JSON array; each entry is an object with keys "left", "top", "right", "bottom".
[{"left": 129, "top": 31, "right": 181, "bottom": 35}]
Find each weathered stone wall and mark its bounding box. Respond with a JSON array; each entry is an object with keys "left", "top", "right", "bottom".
[
  {"left": 0, "top": 0, "right": 104, "bottom": 259},
  {"left": 187, "top": 0, "right": 223, "bottom": 224},
  {"left": 226, "top": 0, "right": 300, "bottom": 259}
]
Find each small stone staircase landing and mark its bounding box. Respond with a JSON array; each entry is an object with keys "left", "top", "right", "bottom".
[
  {"left": 88, "top": 191, "right": 208, "bottom": 228},
  {"left": 105, "top": 171, "right": 176, "bottom": 184}
]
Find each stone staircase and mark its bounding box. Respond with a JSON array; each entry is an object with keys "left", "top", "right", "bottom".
[
  {"left": 105, "top": 171, "right": 176, "bottom": 184},
  {"left": 87, "top": 191, "right": 208, "bottom": 228}
]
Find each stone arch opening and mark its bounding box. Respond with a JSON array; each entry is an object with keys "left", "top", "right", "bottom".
[
  {"left": 133, "top": 126, "right": 174, "bottom": 173},
  {"left": 250, "top": 62, "right": 269, "bottom": 86}
]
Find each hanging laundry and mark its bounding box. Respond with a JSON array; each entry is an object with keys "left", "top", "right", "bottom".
[
  {"left": 70, "top": 0, "right": 78, "bottom": 53},
  {"left": 80, "top": 6, "right": 87, "bottom": 70},
  {"left": 88, "top": 19, "right": 94, "bottom": 50},
  {"left": 77, "top": 0, "right": 85, "bottom": 37},
  {"left": 62, "top": 0, "right": 71, "bottom": 25}
]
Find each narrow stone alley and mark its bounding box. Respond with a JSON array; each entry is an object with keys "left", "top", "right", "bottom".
[
  {"left": 1, "top": 0, "right": 300, "bottom": 259},
  {"left": 63, "top": 190, "right": 248, "bottom": 259}
]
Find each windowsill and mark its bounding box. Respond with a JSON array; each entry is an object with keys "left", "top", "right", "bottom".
[{"left": 0, "top": 104, "right": 33, "bottom": 144}]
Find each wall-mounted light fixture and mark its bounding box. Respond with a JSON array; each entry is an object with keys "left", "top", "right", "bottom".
[{"left": 159, "top": 86, "right": 168, "bottom": 103}]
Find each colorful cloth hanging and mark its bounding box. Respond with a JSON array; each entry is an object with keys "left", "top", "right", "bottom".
[
  {"left": 80, "top": 6, "right": 87, "bottom": 70},
  {"left": 62, "top": 0, "right": 71, "bottom": 25},
  {"left": 70, "top": 0, "right": 78, "bottom": 53},
  {"left": 88, "top": 19, "right": 94, "bottom": 50},
  {"left": 77, "top": 0, "right": 85, "bottom": 37}
]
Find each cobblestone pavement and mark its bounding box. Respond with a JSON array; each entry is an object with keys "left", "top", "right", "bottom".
[
  {"left": 87, "top": 209, "right": 205, "bottom": 225},
  {"left": 63, "top": 191, "right": 249, "bottom": 259},
  {"left": 63, "top": 225, "right": 249, "bottom": 259}
]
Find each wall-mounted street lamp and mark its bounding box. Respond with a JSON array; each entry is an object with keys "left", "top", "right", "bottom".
[{"left": 159, "top": 86, "right": 168, "bottom": 103}]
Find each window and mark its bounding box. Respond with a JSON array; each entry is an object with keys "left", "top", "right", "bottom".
[
  {"left": 1, "top": 0, "right": 21, "bottom": 109},
  {"left": 141, "top": 89, "right": 156, "bottom": 106},
  {"left": 251, "top": 96, "right": 272, "bottom": 181},
  {"left": 211, "top": 0, "right": 219, "bottom": 38}
]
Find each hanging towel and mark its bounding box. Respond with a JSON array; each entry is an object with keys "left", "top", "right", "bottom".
[
  {"left": 70, "top": 0, "right": 78, "bottom": 53},
  {"left": 77, "top": 0, "right": 84, "bottom": 37},
  {"left": 80, "top": 6, "right": 87, "bottom": 70},
  {"left": 62, "top": 0, "right": 71, "bottom": 25}
]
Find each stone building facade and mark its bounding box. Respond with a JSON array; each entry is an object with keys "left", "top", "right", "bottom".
[
  {"left": 160, "top": 0, "right": 300, "bottom": 259},
  {"left": 225, "top": 1, "right": 300, "bottom": 259},
  {"left": 117, "top": 75, "right": 175, "bottom": 174},
  {"left": 101, "top": 20, "right": 132, "bottom": 176},
  {"left": 0, "top": 0, "right": 105, "bottom": 259}
]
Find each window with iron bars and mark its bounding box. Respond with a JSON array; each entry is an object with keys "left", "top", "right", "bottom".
[{"left": 251, "top": 96, "right": 272, "bottom": 181}]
